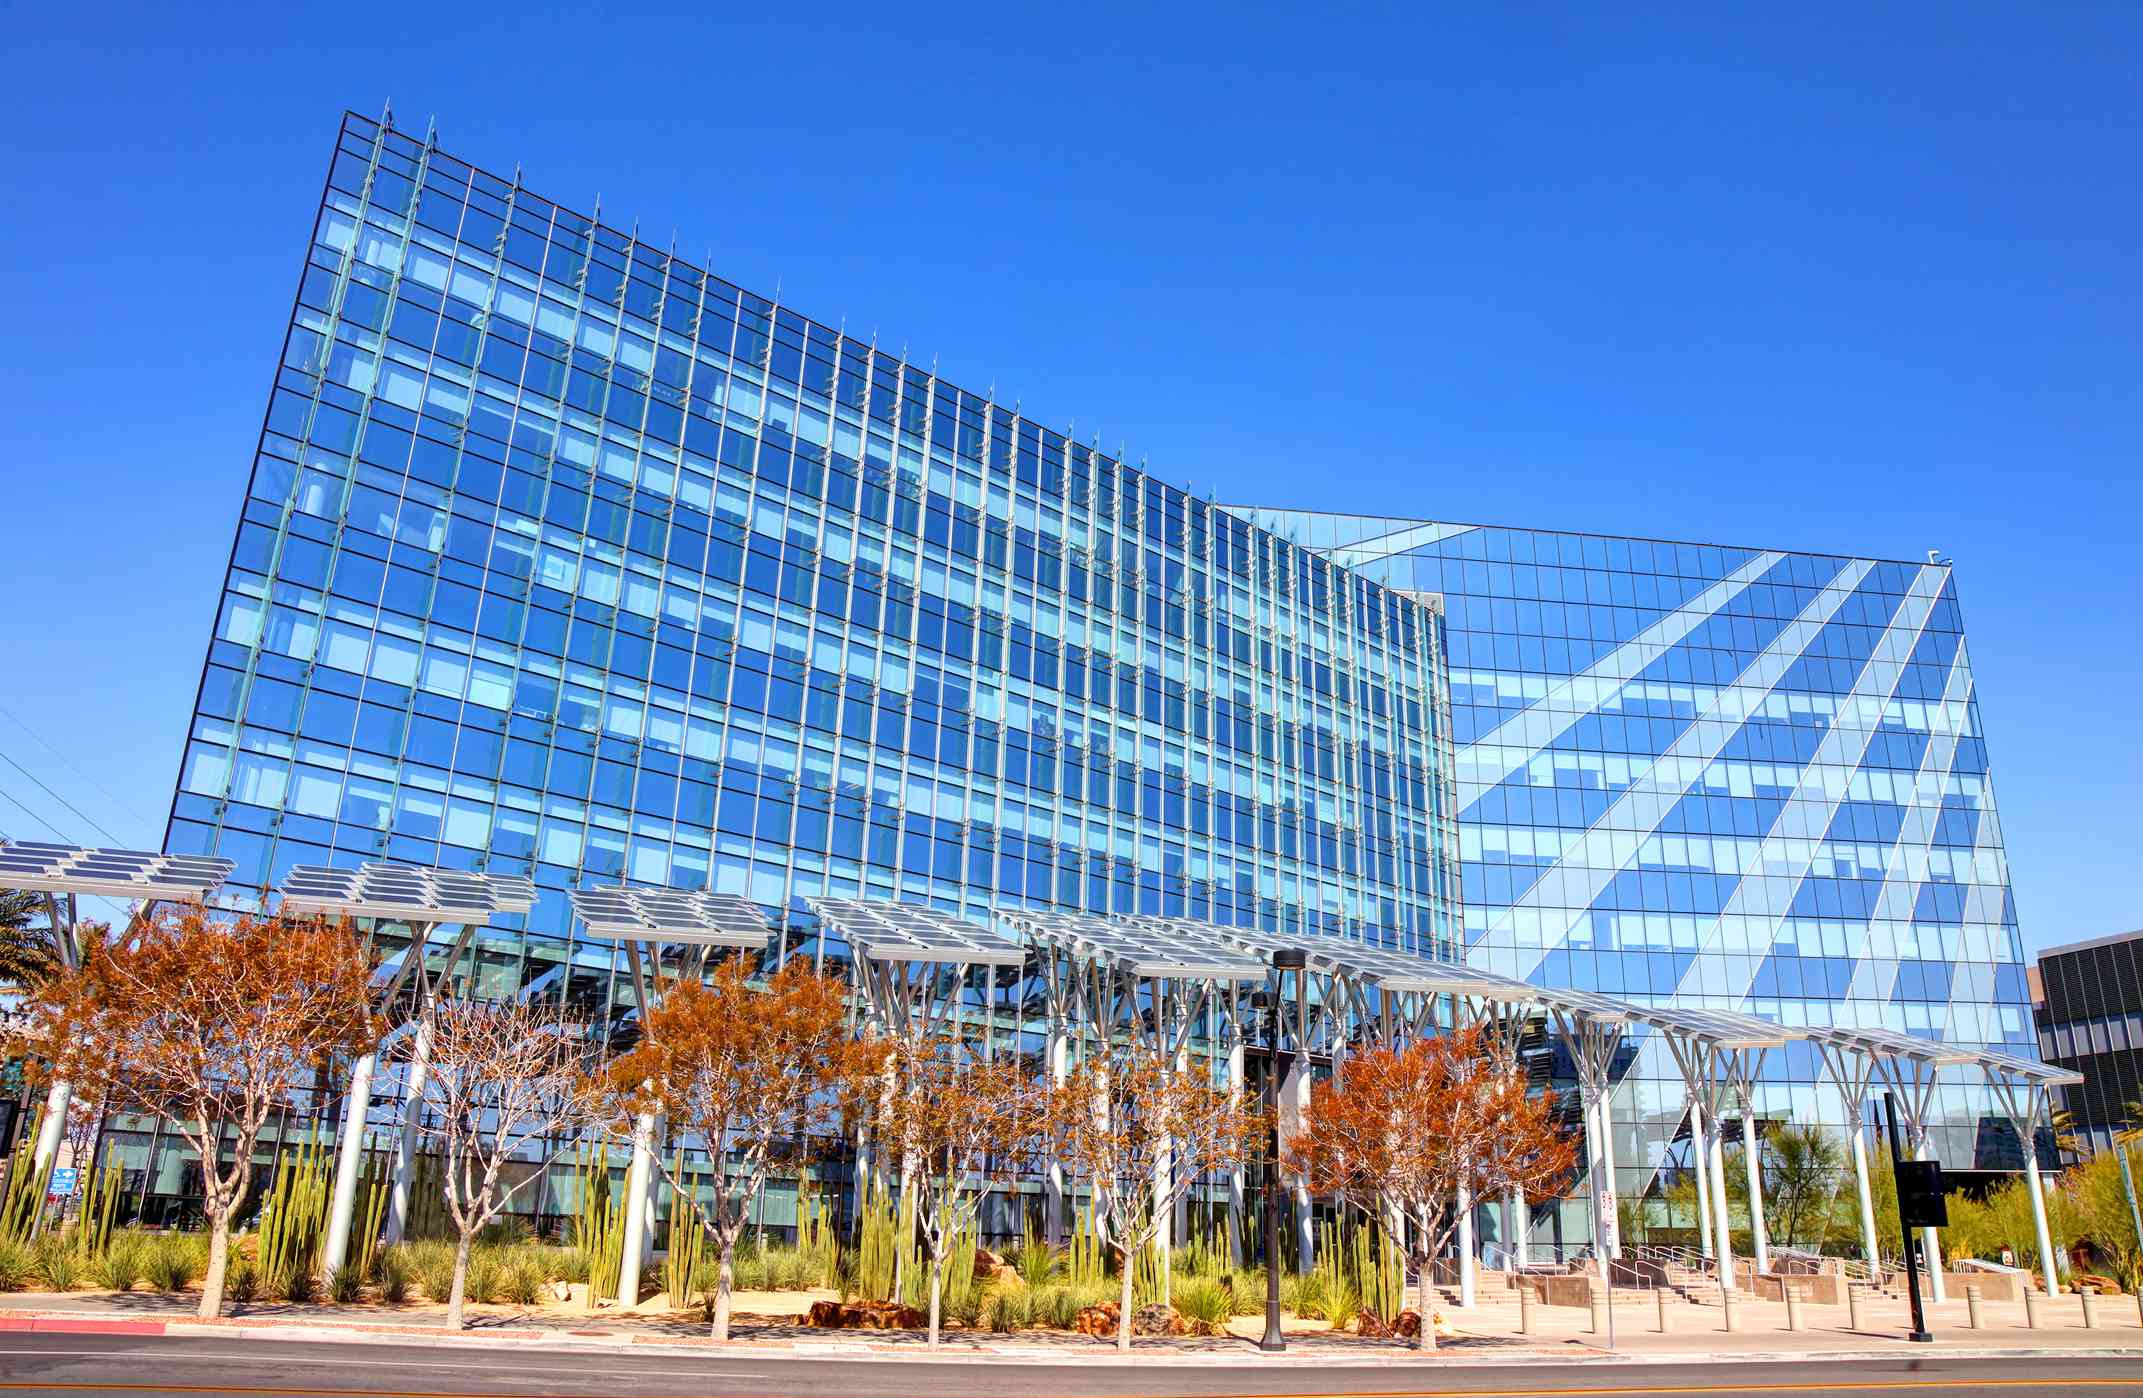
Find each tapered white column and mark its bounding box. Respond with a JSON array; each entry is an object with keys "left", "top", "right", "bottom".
[
  {"left": 1506, "top": 1187, "right": 1527, "bottom": 1269},
  {"left": 1917, "top": 1137, "right": 1946, "bottom": 1302},
  {"left": 2022, "top": 1149, "right": 2057, "bottom": 1296},
  {"left": 1284, "top": 1053, "right": 1313, "bottom": 1269},
  {"left": 1708, "top": 1123, "right": 1736, "bottom": 1293},
  {"left": 616, "top": 1111, "right": 655, "bottom": 1306},
  {"left": 1849, "top": 1121, "right": 1880, "bottom": 1272},
  {"left": 28, "top": 1080, "right": 70, "bottom": 1181},
  {"left": 1225, "top": 1037, "right": 1245, "bottom": 1266},
  {"left": 384, "top": 1016, "right": 435, "bottom": 1244},
  {"left": 1690, "top": 1098, "right": 1714, "bottom": 1262},
  {"left": 1740, "top": 1107, "right": 1770, "bottom": 1274},
  {"left": 1047, "top": 1026, "right": 1072, "bottom": 1245},
  {"left": 321, "top": 1052, "right": 376, "bottom": 1275},
  {"left": 1583, "top": 1092, "right": 1610, "bottom": 1283},
  {"left": 1457, "top": 1184, "right": 1476, "bottom": 1307},
  {"left": 1599, "top": 1086, "right": 1623, "bottom": 1258}
]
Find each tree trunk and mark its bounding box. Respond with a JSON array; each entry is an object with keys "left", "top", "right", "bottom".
[
  {"left": 928, "top": 1253, "right": 943, "bottom": 1348},
  {"left": 1416, "top": 1254, "right": 1436, "bottom": 1352},
  {"left": 710, "top": 1239, "right": 735, "bottom": 1341},
  {"left": 197, "top": 1216, "right": 232, "bottom": 1321},
  {"left": 1117, "top": 1251, "right": 1135, "bottom": 1353},
  {"left": 447, "top": 1233, "right": 472, "bottom": 1331}
]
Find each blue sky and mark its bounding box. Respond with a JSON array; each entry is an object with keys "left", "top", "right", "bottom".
[{"left": 1, "top": 3, "right": 2136, "bottom": 949}]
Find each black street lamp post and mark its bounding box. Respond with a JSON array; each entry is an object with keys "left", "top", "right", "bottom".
[{"left": 1261, "top": 946, "right": 1307, "bottom": 1353}]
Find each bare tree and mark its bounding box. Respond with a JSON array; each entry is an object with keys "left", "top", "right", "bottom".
[
  {"left": 1291, "top": 1023, "right": 1575, "bottom": 1349},
  {"left": 1054, "top": 1049, "right": 1261, "bottom": 1352},
  {"left": 405, "top": 996, "right": 591, "bottom": 1328},
  {"left": 876, "top": 1038, "right": 1051, "bottom": 1346},
  {"left": 596, "top": 959, "right": 873, "bottom": 1340},
  {"left": 12, "top": 902, "right": 374, "bottom": 1318}
]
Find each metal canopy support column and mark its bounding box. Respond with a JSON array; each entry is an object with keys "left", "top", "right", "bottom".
[
  {"left": 324, "top": 917, "right": 432, "bottom": 1275},
  {"left": 1870, "top": 1050, "right": 1952, "bottom": 1303},
  {"left": 1545, "top": 998, "right": 1628, "bottom": 1285},
  {"left": 1688, "top": 1095, "right": 1714, "bottom": 1263},
  {"left": 387, "top": 920, "right": 478, "bottom": 1243},
  {"left": 1981, "top": 1053, "right": 2084, "bottom": 1297},
  {"left": 1815, "top": 1039, "right": 1883, "bottom": 1275},
  {"left": 1725, "top": 1046, "right": 1774, "bottom": 1276}
]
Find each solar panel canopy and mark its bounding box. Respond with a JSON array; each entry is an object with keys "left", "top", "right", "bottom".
[
  {"left": 569, "top": 886, "right": 772, "bottom": 949},
  {"left": 1977, "top": 1047, "right": 2083, "bottom": 1087},
  {"left": 1800, "top": 1023, "right": 1980, "bottom": 1066},
  {"left": 1620, "top": 1003, "right": 1804, "bottom": 1049},
  {"left": 0, "top": 840, "right": 233, "bottom": 902},
  {"left": 1016, "top": 910, "right": 1267, "bottom": 980},
  {"left": 810, "top": 897, "right": 1025, "bottom": 966},
  {"left": 279, "top": 863, "right": 536, "bottom": 923}
]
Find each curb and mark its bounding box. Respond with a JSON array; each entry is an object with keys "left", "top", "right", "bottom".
[{"left": 3, "top": 1312, "right": 2140, "bottom": 1368}]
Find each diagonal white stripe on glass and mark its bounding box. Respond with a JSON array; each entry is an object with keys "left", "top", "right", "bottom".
[
  {"left": 1685, "top": 572, "right": 1958, "bottom": 1005},
  {"left": 1481, "top": 556, "right": 1876, "bottom": 982},
  {"left": 1841, "top": 652, "right": 1974, "bottom": 1007},
  {"left": 1458, "top": 551, "right": 1786, "bottom": 800}
]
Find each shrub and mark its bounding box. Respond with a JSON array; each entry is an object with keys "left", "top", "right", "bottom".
[
  {"left": 986, "top": 1287, "right": 1032, "bottom": 1332},
  {"left": 1315, "top": 1275, "right": 1361, "bottom": 1329},
  {"left": 226, "top": 1260, "right": 259, "bottom": 1304},
  {"left": 947, "top": 1283, "right": 986, "bottom": 1329},
  {"left": 377, "top": 1249, "right": 410, "bottom": 1305},
  {"left": 1175, "top": 1276, "right": 1231, "bottom": 1335},
  {"left": 0, "top": 1241, "right": 31, "bottom": 1292},
  {"left": 1015, "top": 1235, "right": 1059, "bottom": 1287},
  {"left": 552, "top": 1245, "right": 591, "bottom": 1284},
  {"left": 502, "top": 1257, "right": 545, "bottom": 1306},
  {"left": 1223, "top": 1267, "right": 1267, "bottom": 1317},
  {"left": 277, "top": 1262, "right": 317, "bottom": 1304},
  {"left": 402, "top": 1242, "right": 456, "bottom": 1304},
  {"left": 32, "top": 1237, "right": 81, "bottom": 1292},
  {"left": 466, "top": 1252, "right": 502, "bottom": 1305},
  {"left": 95, "top": 1238, "right": 146, "bottom": 1293},
  {"left": 329, "top": 1263, "right": 364, "bottom": 1304},
  {"left": 145, "top": 1239, "right": 197, "bottom": 1292},
  {"left": 1281, "top": 1271, "right": 1325, "bottom": 1319}
]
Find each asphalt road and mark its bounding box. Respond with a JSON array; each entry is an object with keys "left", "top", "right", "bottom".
[{"left": 0, "top": 1335, "right": 2139, "bottom": 1398}]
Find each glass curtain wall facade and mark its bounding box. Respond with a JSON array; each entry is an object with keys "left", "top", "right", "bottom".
[
  {"left": 1230, "top": 510, "right": 2037, "bottom": 1194},
  {"left": 163, "top": 113, "right": 1458, "bottom": 1059}
]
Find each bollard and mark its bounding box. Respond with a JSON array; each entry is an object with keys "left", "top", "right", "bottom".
[
  {"left": 1590, "top": 1291, "right": 1606, "bottom": 1335},
  {"left": 2081, "top": 1286, "right": 2098, "bottom": 1330},
  {"left": 1518, "top": 1283, "right": 1534, "bottom": 1335},
  {"left": 2023, "top": 1288, "right": 2042, "bottom": 1330},
  {"left": 1784, "top": 1280, "right": 1802, "bottom": 1332},
  {"left": 2135, "top": 1290, "right": 2142, "bottom": 1330},
  {"left": 1656, "top": 1285, "right": 1670, "bottom": 1333},
  {"left": 1847, "top": 1283, "right": 1864, "bottom": 1332},
  {"left": 1721, "top": 1284, "right": 1738, "bottom": 1334},
  {"left": 1965, "top": 1284, "right": 1983, "bottom": 1330}
]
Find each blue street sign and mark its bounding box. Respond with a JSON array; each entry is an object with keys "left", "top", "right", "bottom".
[{"left": 47, "top": 1167, "right": 78, "bottom": 1198}]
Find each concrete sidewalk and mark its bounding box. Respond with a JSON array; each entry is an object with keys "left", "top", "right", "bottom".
[{"left": 2, "top": 1286, "right": 2140, "bottom": 1367}]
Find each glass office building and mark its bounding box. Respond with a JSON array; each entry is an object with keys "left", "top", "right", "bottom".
[
  {"left": 1229, "top": 510, "right": 2037, "bottom": 1186},
  {"left": 162, "top": 112, "right": 1459, "bottom": 1042}
]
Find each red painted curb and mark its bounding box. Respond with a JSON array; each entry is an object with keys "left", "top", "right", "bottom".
[{"left": 1, "top": 1318, "right": 169, "bottom": 1335}]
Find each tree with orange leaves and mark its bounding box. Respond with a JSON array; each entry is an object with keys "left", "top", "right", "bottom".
[
  {"left": 595, "top": 958, "right": 872, "bottom": 1340},
  {"left": 1054, "top": 1049, "right": 1263, "bottom": 1352},
  {"left": 876, "top": 1038, "right": 1052, "bottom": 1346},
  {"left": 1290, "top": 1023, "right": 1575, "bottom": 1349},
  {"left": 11, "top": 902, "right": 375, "bottom": 1319}
]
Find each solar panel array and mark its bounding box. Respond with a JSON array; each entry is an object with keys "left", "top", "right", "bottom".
[
  {"left": 809, "top": 897, "right": 1025, "bottom": 967},
  {"left": 278, "top": 863, "right": 536, "bottom": 923},
  {"left": 1799, "top": 1023, "right": 1980, "bottom": 1067},
  {"left": 1529, "top": 983, "right": 1637, "bottom": 1023},
  {"left": 1618, "top": 1002, "right": 1804, "bottom": 1049},
  {"left": 568, "top": 886, "right": 773, "bottom": 949},
  {"left": 1012, "top": 910, "right": 1268, "bottom": 981},
  {"left": 1977, "top": 1047, "right": 2084, "bottom": 1087},
  {"left": 0, "top": 840, "right": 233, "bottom": 901}
]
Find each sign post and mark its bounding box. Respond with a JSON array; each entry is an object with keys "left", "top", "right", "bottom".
[{"left": 1884, "top": 1091, "right": 1940, "bottom": 1343}]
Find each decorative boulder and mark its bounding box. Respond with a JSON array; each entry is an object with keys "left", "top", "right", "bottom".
[
  {"left": 1133, "top": 1303, "right": 1187, "bottom": 1336},
  {"left": 1074, "top": 1301, "right": 1119, "bottom": 1336},
  {"left": 805, "top": 1299, "right": 924, "bottom": 1329}
]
